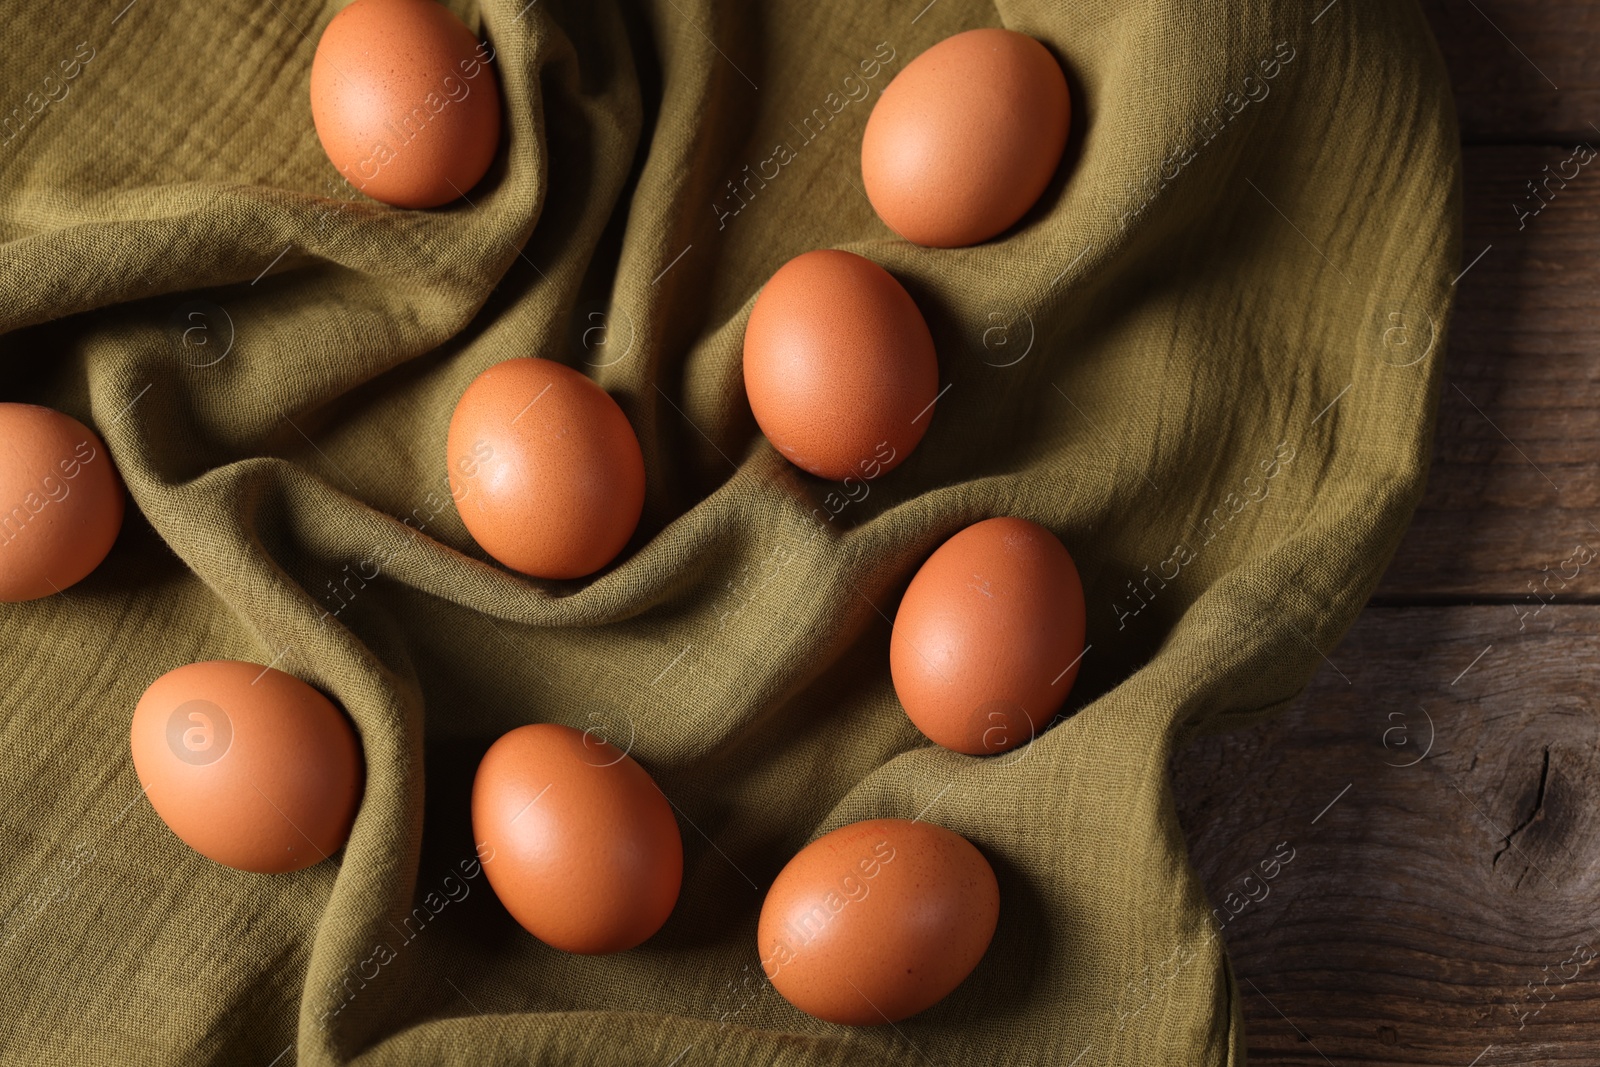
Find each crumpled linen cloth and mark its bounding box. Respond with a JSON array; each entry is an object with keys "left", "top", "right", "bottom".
[{"left": 0, "top": 0, "right": 1458, "bottom": 1062}]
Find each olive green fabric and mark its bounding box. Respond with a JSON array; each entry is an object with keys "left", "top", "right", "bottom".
[{"left": 0, "top": 0, "right": 1458, "bottom": 1062}]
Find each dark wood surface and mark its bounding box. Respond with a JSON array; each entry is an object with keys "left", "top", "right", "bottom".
[
  {"left": 1416, "top": 0, "right": 1600, "bottom": 144},
  {"left": 1372, "top": 142, "right": 1600, "bottom": 602},
  {"left": 1173, "top": 3, "right": 1600, "bottom": 1064},
  {"left": 1174, "top": 605, "right": 1600, "bottom": 1066}
]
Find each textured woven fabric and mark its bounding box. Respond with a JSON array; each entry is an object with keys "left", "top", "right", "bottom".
[{"left": 0, "top": 0, "right": 1458, "bottom": 1063}]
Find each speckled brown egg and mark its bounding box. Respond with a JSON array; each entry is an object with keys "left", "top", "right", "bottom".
[
  {"left": 0, "top": 403, "right": 124, "bottom": 602},
  {"left": 472, "top": 723, "right": 683, "bottom": 954},
  {"left": 758, "top": 818, "right": 999, "bottom": 1025},
  {"left": 129, "top": 660, "right": 363, "bottom": 874},
  {"left": 310, "top": 0, "right": 502, "bottom": 209},
  {"left": 447, "top": 358, "right": 646, "bottom": 580},
  {"left": 742, "top": 249, "right": 939, "bottom": 480},
  {"left": 862, "top": 28, "right": 1071, "bottom": 247},
  {"left": 891, "top": 517, "right": 1086, "bottom": 754}
]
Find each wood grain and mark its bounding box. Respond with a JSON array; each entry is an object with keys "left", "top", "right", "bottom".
[
  {"left": 1175, "top": 605, "right": 1600, "bottom": 1066},
  {"left": 1416, "top": 0, "right": 1600, "bottom": 143},
  {"left": 1373, "top": 142, "right": 1600, "bottom": 599},
  {"left": 1175, "top": 3, "right": 1600, "bottom": 1065}
]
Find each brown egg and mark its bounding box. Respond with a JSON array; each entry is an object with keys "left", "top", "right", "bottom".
[
  {"left": 448, "top": 359, "right": 645, "bottom": 579},
  {"left": 472, "top": 723, "right": 682, "bottom": 954},
  {"left": 129, "top": 661, "right": 363, "bottom": 874},
  {"left": 862, "top": 29, "right": 1071, "bottom": 247},
  {"left": 742, "top": 250, "right": 939, "bottom": 480},
  {"left": 891, "top": 517, "right": 1086, "bottom": 754},
  {"left": 758, "top": 818, "right": 999, "bottom": 1025},
  {"left": 310, "top": 0, "right": 502, "bottom": 209},
  {"left": 0, "top": 403, "right": 124, "bottom": 602}
]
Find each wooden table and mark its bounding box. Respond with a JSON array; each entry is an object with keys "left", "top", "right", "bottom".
[{"left": 1171, "top": 3, "right": 1600, "bottom": 1063}]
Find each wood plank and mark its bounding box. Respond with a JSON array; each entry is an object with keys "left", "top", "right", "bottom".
[
  {"left": 1173, "top": 604, "right": 1600, "bottom": 1065},
  {"left": 1167, "top": 7, "right": 1595, "bottom": 1063},
  {"left": 1417, "top": 0, "right": 1600, "bottom": 143},
  {"left": 1373, "top": 142, "right": 1600, "bottom": 599}
]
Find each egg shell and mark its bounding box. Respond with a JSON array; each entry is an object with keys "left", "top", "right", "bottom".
[
  {"left": 129, "top": 661, "right": 363, "bottom": 874},
  {"left": 891, "top": 517, "right": 1086, "bottom": 754},
  {"left": 0, "top": 403, "right": 124, "bottom": 602},
  {"left": 472, "top": 723, "right": 683, "bottom": 954},
  {"left": 758, "top": 818, "right": 999, "bottom": 1025},
  {"left": 310, "top": 0, "right": 502, "bottom": 209},
  {"left": 742, "top": 249, "right": 939, "bottom": 480},
  {"left": 862, "top": 28, "right": 1070, "bottom": 247},
  {"left": 447, "top": 358, "right": 646, "bottom": 580}
]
